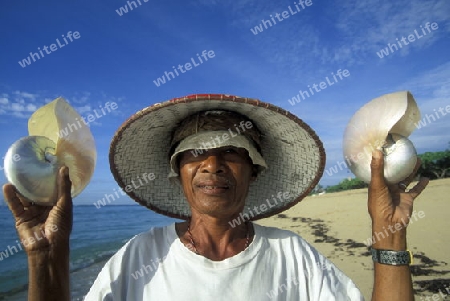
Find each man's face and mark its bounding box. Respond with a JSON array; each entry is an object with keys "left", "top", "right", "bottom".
[{"left": 178, "top": 146, "right": 257, "bottom": 219}]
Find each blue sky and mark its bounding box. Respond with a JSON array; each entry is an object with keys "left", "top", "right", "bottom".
[{"left": 0, "top": 0, "right": 449, "bottom": 205}]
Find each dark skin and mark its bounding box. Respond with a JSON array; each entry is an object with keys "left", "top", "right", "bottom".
[
  {"left": 3, "top": 148, "right": 428, "bottom": 300},
  {"left": 3, "top": 167, "right": 72, "bottom": 301},
  {"left": 175, "top": 146, "right": 257, "bottom": 261}
]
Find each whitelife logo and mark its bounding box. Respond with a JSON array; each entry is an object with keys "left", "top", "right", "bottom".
[
  {"left": 18, "top": 31, "right": 81, "bottom": 68},
  {"left": 115, "top": 0, "right": 149, "bottom": 16},
  {"left": 376, "top": 22, "right": 439, "bottom": 58},
  {"left": 93, "top": 172, "right": 156, "bottom": 209},
  {"left": 0, "top": 226, "right": 59, "bottom": 261},
  {"left": 152, "top": 50, "right": 216, "bottom": 87},
  {"left": 190, "top": 121, "right": 254, "bottom": 157},
  {"left": 58, "top": 101, "right": 119, "bottom": 138},
  {"left": 287, "top": 69, "right": 350, "bottom": 106},
  {"left": 414, "top": 104, "right": 450, "bottom": 129},
  {"left": 250, "top": 0, "right": 313, "bottom": 35}
]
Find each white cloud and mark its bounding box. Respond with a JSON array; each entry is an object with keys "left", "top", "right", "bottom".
[
  {"left": 11, "top": 111, "right": 31, "bottom": 119},
  {"left": 0, "top": 90, "right": 54, "bottom": 118},
  {"left": 11, "top": 103, "right": 25, "bottom": 112},
  {"left": 75, "top": 104, "right": 92, "bottom": 114},
  {"left": 72, "top": 92, "right": 91, "bottom": 104},
  {"left": 26, "top": 103, "right": 37, "bottom": 112},
  {"left": 13, "top": 90, "right": 38, "bottom": 102},
  {"left": 0, "top": 90, "right": 125, "bottom": 126}
]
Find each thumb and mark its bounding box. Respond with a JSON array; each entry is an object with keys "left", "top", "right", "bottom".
[
  {"left": 53, "top": 166, "right": 73, "bottom": 233},
  {"left": 370, "top": 149, "right": 385, "bottom": 188},
  {"left": 56, "top": 166, "right": 72, "bottom": 208}
]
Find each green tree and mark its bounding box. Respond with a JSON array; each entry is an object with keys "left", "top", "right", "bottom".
[
  {"left": 418, "top": 149, "right": 450, "bottom": 179},
  {"left": 326, "top": 177, "right": 368, "bottom": 193}
]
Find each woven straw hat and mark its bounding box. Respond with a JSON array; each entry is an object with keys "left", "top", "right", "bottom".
[{"left": 109, "top": 94, "right": 325, "bottom": 220}]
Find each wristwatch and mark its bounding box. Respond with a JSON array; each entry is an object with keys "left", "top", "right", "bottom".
[{"left": 371, "top": 248, "right": 413, "bottom": 266}]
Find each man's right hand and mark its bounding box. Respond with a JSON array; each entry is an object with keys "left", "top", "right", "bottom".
[{"left": 2, "top": 166, "right": 73, "bottom": 253}]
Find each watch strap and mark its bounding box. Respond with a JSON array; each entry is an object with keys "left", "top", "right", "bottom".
[{"left": 371, "top": 248, "right": 413, "bottom": 266}]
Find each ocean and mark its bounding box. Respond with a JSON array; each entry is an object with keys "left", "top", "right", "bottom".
[{"left": 0, "top": 205, "right": 178, "bottom": 300}]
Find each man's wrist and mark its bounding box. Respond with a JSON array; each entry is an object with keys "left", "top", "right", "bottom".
[
  {"left": 371, "top": 224, "right": 407, "bottom": 250},
  {"left": 27, "top": 244, "right": 70, "bottom": 266}
]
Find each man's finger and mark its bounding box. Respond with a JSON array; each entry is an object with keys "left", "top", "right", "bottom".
[
  {"left": 3, "top": 184, "right": 27, "bottom": 219},
  {"left": 407, "top": 177, "right": 429, "bottom": 199},
  {"left": 56, "top": 166, "right": 72, "bottom": 209},
  {"left": 370, "top": 150, "right": 385, "bottom": 188},
  {"left": 399, "top": 157, "right": 422, "bottom": 187}
]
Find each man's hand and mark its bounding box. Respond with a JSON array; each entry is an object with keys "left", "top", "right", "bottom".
[
  {"left": 3, "top": 166, "right": 73, "bottom": 253},
  {"left": 3, "top": 166, "right": 73, "bottom": 301},
  {"left": 368, "top": 150, "right": 429, "bottom": 249}
]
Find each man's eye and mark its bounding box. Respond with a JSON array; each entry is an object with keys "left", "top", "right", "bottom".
[{"left": 224, "top": 148, "right": 237, "bottom": 154}]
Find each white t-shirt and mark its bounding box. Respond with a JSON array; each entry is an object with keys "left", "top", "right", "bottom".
[{"left": 84, "top": 223, "right": 364, "bottom": 301}]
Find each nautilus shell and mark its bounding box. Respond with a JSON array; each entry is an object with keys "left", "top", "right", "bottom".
[
  {"left": 4, "top": 97, "right": 96, "bottom": 205},
  {"left": 343, "top": 91, "right": 420, "bottom": 184}
]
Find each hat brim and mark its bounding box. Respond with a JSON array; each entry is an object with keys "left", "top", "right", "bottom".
[{"left": 109, "top": 94, "right": 325, "bottom": 220}]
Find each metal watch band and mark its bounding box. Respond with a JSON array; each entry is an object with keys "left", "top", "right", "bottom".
[{"left": 371, "top": 248, "right": 412, "bottom": 266}]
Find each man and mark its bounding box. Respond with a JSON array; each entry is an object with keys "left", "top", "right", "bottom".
[{"left": 3, "top": 94, "right": 428, "bottom": 300}]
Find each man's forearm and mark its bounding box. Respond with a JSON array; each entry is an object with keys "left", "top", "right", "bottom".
[
  {"left": 27, "top": 245, "right": 70, "bottom": 301},
  {"left": 371, "top": 226, "right": 414, "bottom": 301}
]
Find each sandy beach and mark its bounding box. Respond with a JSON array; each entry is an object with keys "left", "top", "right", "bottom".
[{"left": 257, "top": 178, "right": 450, "bottom": 300}]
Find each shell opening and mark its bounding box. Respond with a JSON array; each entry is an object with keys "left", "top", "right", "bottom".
[
  {"left": 44, "top": 147, "right": 57, "bottom": 164},
  {"left": 382, "top": 134, "right": 398, "bottom": 157},
  {"left": 382, "top": 133, "right": 417, "bottom": 184}
]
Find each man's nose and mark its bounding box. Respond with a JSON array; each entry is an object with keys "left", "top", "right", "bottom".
[{"left": 200, "top": 153, "right": 225, "bottom": 174}]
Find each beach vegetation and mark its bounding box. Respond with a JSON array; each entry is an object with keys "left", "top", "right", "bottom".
[
  {"left": 417, "top": 147, "right": 450, "bottom": 179},
  {"left": 325, "top": 178, "right": 368, "bottom": 193}
]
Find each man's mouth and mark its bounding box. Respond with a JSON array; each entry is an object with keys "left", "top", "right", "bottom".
[
  {"left": 195, "top": 181, "right": 231, "bottom": 194},
  {"left": 198, "top": 185, "right": 229, "bottom": 189}
]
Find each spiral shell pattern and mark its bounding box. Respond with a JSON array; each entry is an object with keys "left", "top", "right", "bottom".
[
  {"left": 343, "top": 91, "right": 420, "bottom": 184},
  {"left": 3, "top": 97, "right": 96, "bottom": 205}
]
